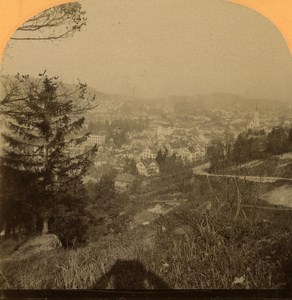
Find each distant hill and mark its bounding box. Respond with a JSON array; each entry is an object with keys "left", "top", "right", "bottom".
[
  {"left": 167, "top": 93, "right": 289, "bottom": 113},
  {"left": 2, "top": 75, "right": 289, "bottom": 114}
]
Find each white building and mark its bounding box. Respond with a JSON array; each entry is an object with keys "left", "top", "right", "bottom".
[
  {"left": 114, "top": 173, "right": 136, "bottom": 192},
  {"left": 136, "top": 159, "right": 159, "bottom": 177},
  {"left": 86, "top": 134, "right": 106, "bottom": 146},
  {"left": 140, "top": 146, "right": 158, "bottom": 160}
]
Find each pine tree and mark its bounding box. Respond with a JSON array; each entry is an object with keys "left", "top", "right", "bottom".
[
  {"left": 267, "top": 126, "right": 289, "bottom": 154},
  {"left": 0, "top": 73, "right": 97, "bottom": 236}
]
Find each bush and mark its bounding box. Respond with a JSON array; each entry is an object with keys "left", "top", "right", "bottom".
[
  {"left": 152, "top": 207, "right": 291, "bottom": 288},
  {"left": 50, "top": 212, "right": 88, "bottom": 248}
]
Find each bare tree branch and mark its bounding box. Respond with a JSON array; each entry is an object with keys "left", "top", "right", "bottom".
[{"left": 10, "top": 3, "right": 86, "bottom": 42}]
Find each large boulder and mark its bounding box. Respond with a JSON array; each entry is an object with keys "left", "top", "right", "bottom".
[{"left": 10, "top": 234, "right": 62, "bottom": 261}]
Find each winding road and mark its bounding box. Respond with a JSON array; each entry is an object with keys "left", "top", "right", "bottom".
[{"left": 192, "top": 163, "right": 292, "bottom": 183}]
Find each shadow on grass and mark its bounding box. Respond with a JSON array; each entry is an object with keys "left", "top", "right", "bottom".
[{"left": 93, "top": 259, "right": 170, "bottom": 289}]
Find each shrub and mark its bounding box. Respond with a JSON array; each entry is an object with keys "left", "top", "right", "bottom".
[{"left": 50, "top": 212, "right": 88, "bottom": 248}]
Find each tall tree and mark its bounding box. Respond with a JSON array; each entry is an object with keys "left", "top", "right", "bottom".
[
  {"left": 232, "top": 133, "right": 250, "bottom": 164},
  {"left": 267, "top": 126, "right": 289, "bottom": 154},
  {"left": 10, "top": 3, "right": 86, "bottom": 41},
  {"left": 124, "top": 158, "right": 137, "bottom": 175},
  {"left": 156, "top": 148, "right": 168, "bottom": 165},
  {"left": 0, "top": 73, "right": 97, "bottom": 235},
  {"left": 206, "top": 138, "right": 226, "bottom": 171}
]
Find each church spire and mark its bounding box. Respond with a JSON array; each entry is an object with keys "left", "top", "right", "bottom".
[{"left": 247, "top": 107, "right": 260, "bottom": 130}]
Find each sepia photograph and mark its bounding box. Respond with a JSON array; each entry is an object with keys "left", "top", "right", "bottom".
[{"left": 0, "top": 0, "right": 291, "bottom": 296}]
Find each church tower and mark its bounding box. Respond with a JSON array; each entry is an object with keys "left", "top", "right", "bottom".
[{"left": 247, "top": 107, "right": 260, "bottom": 130}]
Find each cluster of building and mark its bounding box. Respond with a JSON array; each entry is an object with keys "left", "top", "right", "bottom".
[
  {"left": 89, "top": 129, "right": 207, "bottom": 172},
  {"left": 78, "top": 122, "right": 209, "bottom": 192},
  {"left": 78, "top": 105, "right": 292, "bottom": 193}
]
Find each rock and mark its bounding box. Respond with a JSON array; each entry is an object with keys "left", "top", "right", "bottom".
[
  {"left": 11, "top": 234, "right": 62, "bottom": 261},
  {"left": 174, "top": 225, "right": 193, "bottom": 236}
]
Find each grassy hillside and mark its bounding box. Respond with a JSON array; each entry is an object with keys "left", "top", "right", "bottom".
[
  {"left": 0, "top": 199, "right": 291, "bottom": 289},
  {"left": 0, "top": 150, "right": 291, "bottom": 289}
]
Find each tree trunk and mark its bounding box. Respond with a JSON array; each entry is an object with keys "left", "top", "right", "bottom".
[
  {"left": 36, "top": 216, "right": 43, "bottom": 233},
  {"left": 42, "top": 216, "right": 49, "bottom": 234},
  {"left": 4, "top": 223, "right": 11, "bottom": 239}
]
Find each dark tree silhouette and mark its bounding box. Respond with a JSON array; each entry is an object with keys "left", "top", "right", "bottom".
[
  {"left": 124, "top": 157, "right": 138, "bottom": 175},
  {"left": 206, "top": 138, "right": 226, "bottom": 170},
  {"left": 267, "top": 126, "right": 289, "bottom": 154}
]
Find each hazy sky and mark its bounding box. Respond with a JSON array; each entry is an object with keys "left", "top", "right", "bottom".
[{"left": 2, "top": 0, "right": 292, "bottom": 101}]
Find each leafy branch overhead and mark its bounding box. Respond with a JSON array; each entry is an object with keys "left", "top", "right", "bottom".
[{"left": 11, "top": 3, "right": 86, "bottom": 41}]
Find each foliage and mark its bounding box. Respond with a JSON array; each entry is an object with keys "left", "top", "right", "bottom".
[
  {"left": 207, "top": 126, "right": 292, "bottom": 170},
  {"left": 94, "top": 175, "right": 116, "bottom": 210},
  {"left": 0, "top": 73, "right": 97, "bottom": 237},
  {"left": 49, "top": 211, "right": 88, "bottom": 248},
  {"left": 106, "top": 118, "right": 149, "bottom": 146},
  {"left": 89, "top": 172, "right": 130, "bottom": 221},
  {"left": 266, "top": 126, "right": 289, "bottom": 154},
  {"left": 154, "top": 207, "right": 291, "bottom": 289},
  {"left": 206, "top": 138, "right": 226, "bottom": 171},
  {"left": 124, "top": 158, "right": 138, "bottom": 175},
  {"left": 0, "top": 206, "right": 290, "bottom": 289},
  {"left": 158, "top": 153, "right": 186, "bottom": 174},
  {"left": 289, "top": 128, "right": 292, "bottom": 144},
  {"left": 0, "top": 163, "right": 39, "bottom": 236},
  {"left": 156, "top": 149, "right": 167, "bottom": 165}
]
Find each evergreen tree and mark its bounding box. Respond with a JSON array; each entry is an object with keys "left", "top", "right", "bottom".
[
  {"left": 156, "top": 149, "right": 164, "bottom": 165},
  {"left": 288, "top": 128, "right": 292, "bottom": 150},
  {"left": 206, "top": 138, "right": 226, "bottom": 170},
  {"left": 266, "top": 126, "right": 289, "bottom": 154},
  {"left": 289, "top": 128, "right": 292, "bottom": 142},
  {"left": 124, "top": 158, "right": 138, "bottom": 175},
  {"left": 0, "top": 73, "right": 97, "bottom": 237},
  {"left": 159, "top": 153, "right": 183, "bottom": 174},
  {"left": 156, "top": 148, "right": 168, "bottom": 165},
  {"left": 232, "top": 133, "right": 250, "bottom": 163}
]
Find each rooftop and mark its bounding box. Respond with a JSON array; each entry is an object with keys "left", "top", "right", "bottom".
[{"left": 115, "top": 173, "right": 136, "bottom": 183}]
